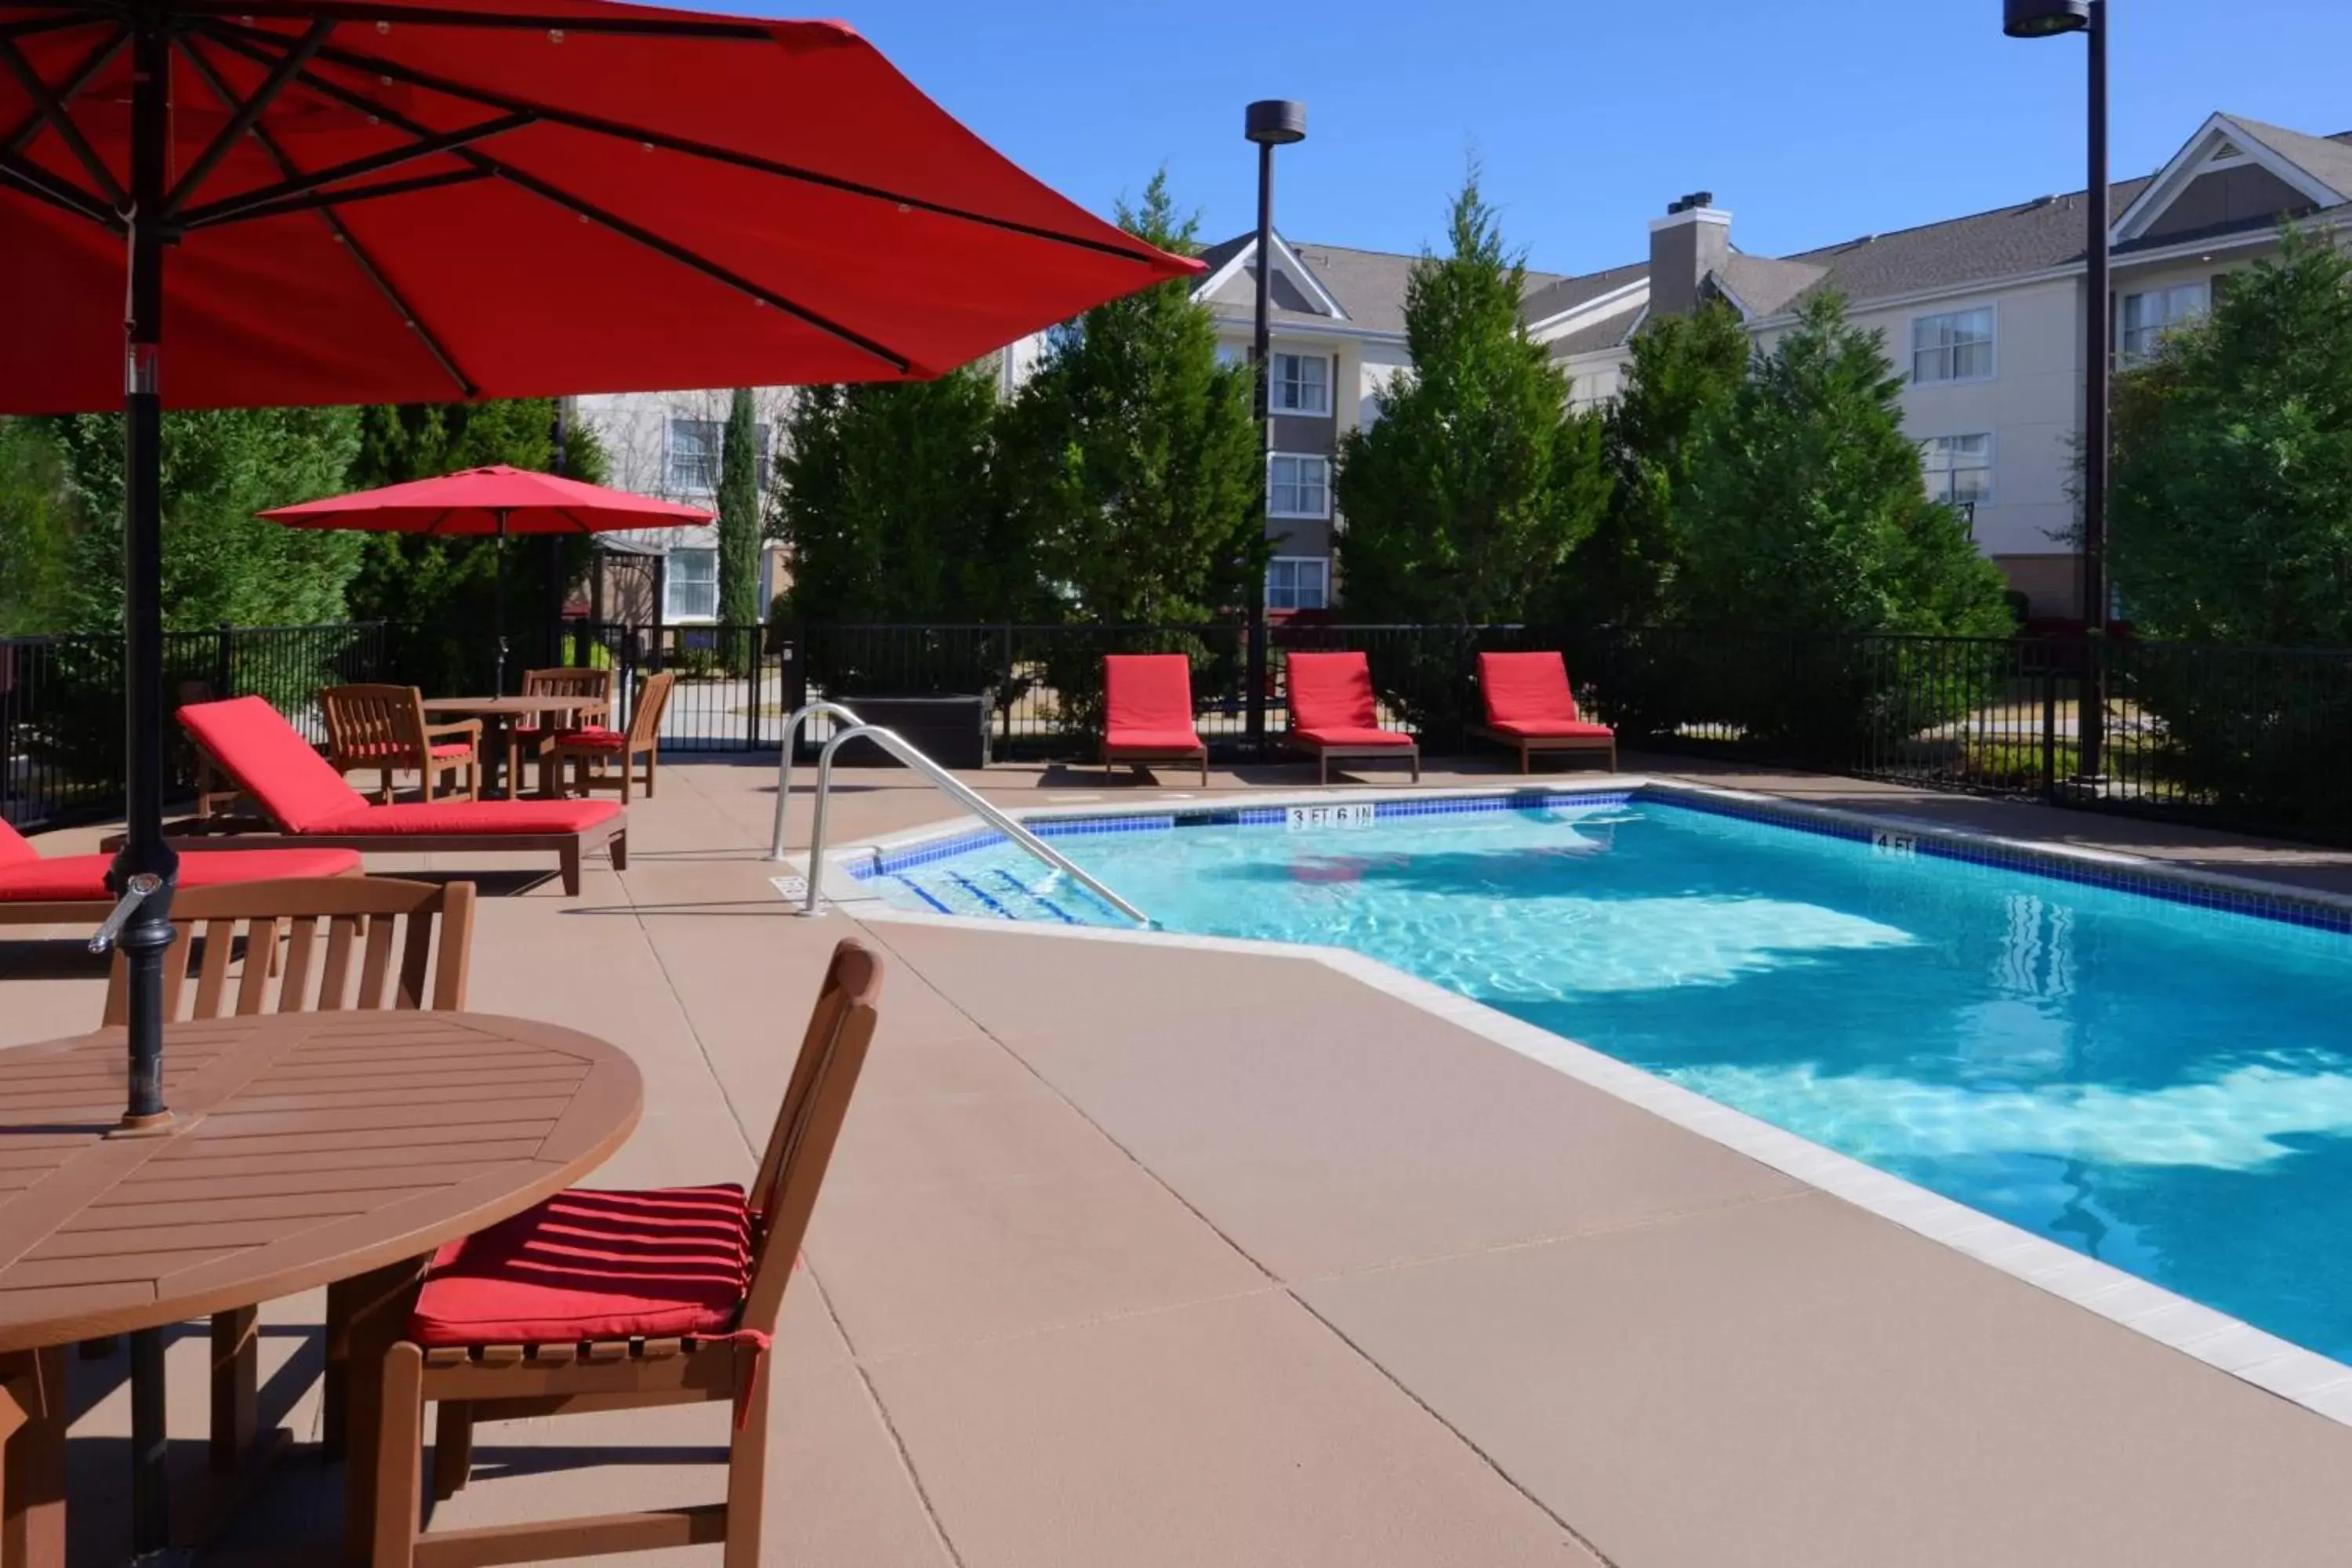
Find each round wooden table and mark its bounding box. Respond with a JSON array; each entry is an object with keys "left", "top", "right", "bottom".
[
  {"left": 0, "top": 1011, "right": 643, "bottom": 1564},
  {"left": 420, "top": 695, "right": 611, "bottom": 799}
]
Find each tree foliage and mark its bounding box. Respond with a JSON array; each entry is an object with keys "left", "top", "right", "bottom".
[
  {"left": 1554, "top": 298, "right": 1751, "bottom": 629},
  {"left": 717, "top": 387, "right": 764, "bottom": 626},
  {"left": 996, "top": 169, "right": 1262, "bottom": 624},
  {"left": 1334, "top": 172, "right": 1608, "bottom": 625},
  {"left": 42, "top": 406, "right": 367, "bottom": 630},
  {"left": 0, "top": 419, "right": 73, "bottom": 634},
  {"left": 1678, "top": 292, "right": 2012, "bottom": 637},
  {"left": 774, "top": 365, "right": 1031, "bottom": 622},
  {"left": 2107, "top": 227, "right": 2352, "bottom": 644}
]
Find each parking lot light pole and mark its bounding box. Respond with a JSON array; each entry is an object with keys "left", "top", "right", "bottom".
[{"left": 1244, "top": 99, "right": 1305, "bottom": 754}]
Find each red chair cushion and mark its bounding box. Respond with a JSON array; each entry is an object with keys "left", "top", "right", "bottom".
[
  {"left": 1488, "top": 718, "right": 1615, "bottom": 741},
  {"left": 1286, "top": 653, "right": 1382, "bottom": 731},
  {"left": 408, "top": 1185, "right": 751, "bottom": 1347},
  {"left": 1104, "top": 655, "right": 1201, "bottom": 746},
  {"left": 332, "top": 799, "right": 622, "bottom": 836},
  {"left": 1105, "top": 729, "right": 1207, "bottom": 753},
  {"left": 179, "top": 697, "right": 369, "bottom": 833},
  {"left": 1479, "top": 652, "right": 1583, "bottom": 727},
  {"left": 0, "top": 847, "right": 361, "bottom": 904},
  {"left": 337, "top": 741, "right": 475, "bottom": 760},
  {"left": 1294, "top": 725, "right": 1416, "bottom": 749},
  {"left": 550, "top": 726, "right": 626, "bottom": 750},
  {"left": 0, "top": 818, "right": 31, "bottom": 870}
]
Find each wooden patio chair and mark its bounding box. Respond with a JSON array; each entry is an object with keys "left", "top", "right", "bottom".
[
  {"left": 323, "top": 684, "right": 482, "bottom": 806},
  {"left": 98, "top": 876, "right": 477, "bottom": 1475},
  {"left": 371, "top": 938, "right": 884, "bottom": 1568},
  {"left": 539, "top": 669, "right": 675, "bottom": 804},
  {"left": 508, "top": 666, "right": 613, "bottom": 788}
]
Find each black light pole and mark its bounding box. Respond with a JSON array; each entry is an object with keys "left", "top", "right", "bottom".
[
  {"left": 2005, "top": 0, "right": 2107, "bottom": 780},
  {"left": 1243, "top": 99, "right": 1303, "bottom": 755}
]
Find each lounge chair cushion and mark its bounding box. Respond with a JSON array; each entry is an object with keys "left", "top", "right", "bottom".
[
  {"left": 0, "top": 846, "right": 363, "bottom": 903},
  {"left": 1486, "top": 718, "right": 1615, "bottom": 741},
  {"left": 408, "top": 1185, "right": 751, "bottom": 1347},
  {"left": 336, "top": 741, "right": 477, "bottom": 760},
  {"left": 179, "top": 696, "right": 370, "bottom": 833},
  {"left": 1286, "top": 652, "right": 1387, "bottom": 732},
  {"left": 1294, "top": 725, "right": 1417, "bottom": 750},
  {"left": 1104, "top": 729, "right": 1208, "bottom": 753},
  {"left": 335, "top": 799, "right": 622, "bottom": 836},
  {"left": 1478, "top": 652, "right": 1605, "bottom": 730},
  {"left": 1105, "top": 655, "right": 1202, "bottom": 745},
  {"left": 0, "top": 819, "right": 31, "bottom": 870}
]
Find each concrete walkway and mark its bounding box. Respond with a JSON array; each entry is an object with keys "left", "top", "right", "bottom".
[{"left": 6, "top": 753, "right": 2352, "bottom": 1565}]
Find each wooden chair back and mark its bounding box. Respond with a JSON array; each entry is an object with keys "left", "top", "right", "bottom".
[
  {"left": 521, "top": 667, "right": 611, "bottom": 726},
  {"left": 103, "top": 876, "right": 476, "bottom": 1027},
  {"left": 739, "top": 940, "right": 882, "bottom": 1337},
  {"left": 626, "top": 670, "right": 677, "bottom": 748},
  {"left": 321, "top": 684, "right": 428, "bottom": 762}
]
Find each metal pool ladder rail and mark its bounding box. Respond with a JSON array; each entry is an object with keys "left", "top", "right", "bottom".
[{"left": 769, "top": 701, "right": 1149, "bottom": 927}]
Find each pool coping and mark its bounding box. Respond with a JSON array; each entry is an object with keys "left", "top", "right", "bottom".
[{"left": 782, "top": 775, "right": 2352, "bottom": 1430}]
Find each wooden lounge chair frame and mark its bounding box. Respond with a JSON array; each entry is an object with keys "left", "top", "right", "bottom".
[
  {"left": 96, "top": 877, "right": 476, "bottom": 1480},
  {"left": 324, "top": 684, "right": 483, "bottom": 806},
  {"left": 539, "top": 670, "right": 675, "bottom": 804},
  {"left": 1469, "top": 724, "right": 1617, "bottom": 775},
  {"left": 149, "top": 809, "right": 626, "bottom": 898},
  {"left": 369, "top": 939, "right": 884, "bottom": 1568},
  {"left": 1287, "top": 735, "right": 1421, "bottom": 786}
]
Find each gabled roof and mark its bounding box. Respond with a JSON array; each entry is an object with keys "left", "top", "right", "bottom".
[
  {"left": 2232, "top": 118, "right": 2352, "bottom": 205},
  {"left": 1195, "top": 234, "right": 1568, "bottom": 336},
  {"left": 1715, "top": 254, "right": 1828, "bottom": 318}
]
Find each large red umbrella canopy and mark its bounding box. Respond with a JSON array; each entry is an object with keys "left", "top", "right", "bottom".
[
  {"left": 0, "top": 0, "right": 1201, "bottom": 414},
  {"left": 260, "top": 463, "right": 713, "bottom": 533}
]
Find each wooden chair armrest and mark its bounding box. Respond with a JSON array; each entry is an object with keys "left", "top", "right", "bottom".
[{"left": 424, "top": 720, "right": 484, "bottom": 742}]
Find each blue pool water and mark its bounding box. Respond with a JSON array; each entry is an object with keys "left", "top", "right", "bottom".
[{"left": 870, "top": 797, "right": 2352, "bottom": 1360}]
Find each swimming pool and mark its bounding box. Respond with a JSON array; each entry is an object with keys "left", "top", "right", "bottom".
[{"left": 855, "top": 789, "right": 2352, "bottom": 1363}]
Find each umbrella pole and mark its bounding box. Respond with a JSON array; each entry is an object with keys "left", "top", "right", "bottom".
[
  {"left": 109, "top": 20, "right": 184, "bottom": 1561},
  {"left": 494, "top": 510, "right": 510, "bottom": 695}
]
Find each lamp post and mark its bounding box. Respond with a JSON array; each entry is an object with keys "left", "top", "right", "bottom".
[
  {"left": 2005, "top": 0, "right": 2106, "bottom": 782},
  {"left": 1243, "top": 99, "right": 1305, "bottom": 754}
]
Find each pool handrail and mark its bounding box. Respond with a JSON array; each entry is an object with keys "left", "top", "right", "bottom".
[
  {"left": 770, "top": 699, "right": 866, "bottom": 862},
  {"left": 793, "top": 722, "right": 1151, "bottom": 927}
]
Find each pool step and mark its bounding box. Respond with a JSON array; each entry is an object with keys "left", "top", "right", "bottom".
[{"left": 885, "top": 866, "right": 1091, "bottom": 925}]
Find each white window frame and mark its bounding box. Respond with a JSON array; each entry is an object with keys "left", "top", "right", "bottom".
[
  {"left": 2119, "top": 282, "right": 2209, "bottom": 364},
  {"left": 662, "top": 546, "right": 720, "bottom": 622},
  {"left": 1272, "top": 351, "right": 1331, "bottom": 416},
  {"left": 1268, "top": 452, "right": 1330, "bottom": 519},
  {"left": 1919, "top": 434, "right": 1994, "bottom": 516},
  {"left": 1265, "top": 556, "right": 1330, "bottom": 612},
  {"left": 1909, "top": 307, "right": 1996, "bottom": 386},
  {"left": 664, "top": 416, "right": 772, "bottom": 496}
]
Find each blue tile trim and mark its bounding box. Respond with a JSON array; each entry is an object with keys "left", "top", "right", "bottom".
[
  {"left": 1030, "top": 814, "right": 1176, "bottom": 839},
  {"left": 873, "top": 829, "right": 1007, "bottom": 876}
]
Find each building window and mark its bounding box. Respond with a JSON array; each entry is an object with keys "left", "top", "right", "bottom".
[
  {"left": 665, "top": 416, "right": 771, "bottom": 495},
  {"left": 1266, "top": 557, "right": 1330, "bottom": 612},
  {"left": 1269, "top": 454, "right": 1330, "bottom": 518},
  {"left": 1272, "top": 352, "right": 1330, "bottom": 415},
  {"left": 1920, "top": 434, "right": 1993, "bottom": 514},
  {"left": 663, "top": 547, "right": 719, "bottom": 622},
  {"left": 1911, "top": 307, "right": 1994, "bottom": 384},
  {"left": 2121, "top": 283, "right": 2209, "bottom": 362}
]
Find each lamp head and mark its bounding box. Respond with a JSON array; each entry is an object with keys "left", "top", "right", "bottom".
[
  {"left": 1245, "top": 100, "right": 1306, "bottom": 147},
  {"left": 2004, "top": 0, "right": 2090, "bottom": 37}
]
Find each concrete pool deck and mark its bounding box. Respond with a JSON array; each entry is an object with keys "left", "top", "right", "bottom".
[{"left": 8, "top": 752, "right": 2352, "bottom": 1564}]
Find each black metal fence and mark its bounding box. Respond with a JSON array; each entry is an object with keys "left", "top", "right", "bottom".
[
  {"left": 2, "top": 621, "right": 390, "bottom": 829},
  {"left": 12, "top": 615, "right": 2352, "bottom": 848}
]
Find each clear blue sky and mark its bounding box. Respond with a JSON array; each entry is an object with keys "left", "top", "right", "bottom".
[{"left": 736, "top": 0, "right": 2352, "bottom": 278}]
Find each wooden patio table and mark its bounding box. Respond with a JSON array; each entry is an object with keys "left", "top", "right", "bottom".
[
  {"left": 0, "top": 1011, "right": 643, "bottom": 1566},
  {"left": 419, "top": 695, "right": 611, "bottom": 801}
]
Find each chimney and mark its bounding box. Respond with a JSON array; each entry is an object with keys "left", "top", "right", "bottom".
[{"left": 1648, "top": 191, "right": 1730, "bottom": 318}]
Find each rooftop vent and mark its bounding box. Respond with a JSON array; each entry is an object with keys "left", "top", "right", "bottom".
[
  {"left": 2026, "top": 194, "right": 2058, "bottom": 209},
  {"left": 1664, "top": 191, "right": 1716, "bottom": 216}
]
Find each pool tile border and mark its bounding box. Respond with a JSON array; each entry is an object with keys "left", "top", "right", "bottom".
[{"left": 806, "top": 775, "right": 2352, "bottom": 1428}]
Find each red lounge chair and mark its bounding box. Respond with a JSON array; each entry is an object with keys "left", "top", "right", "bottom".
[
  {"left": 1474, "top": 652, "right": 1618, "bottom": 774},
  {"left": 1102, "top": 655, "right": 1210, "bottom": 785},
  {"left": 0, "top": 816, "right": 361, "bottom": 929},
  {"left": 1284, "top": 652, "right": 1420, "bottom": 784},
  {"left": 171, "top": 697, "right": 627, "bottom": 896}
]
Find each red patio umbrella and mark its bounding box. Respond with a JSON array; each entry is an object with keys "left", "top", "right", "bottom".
[
  {"left": 262, "top": 463, "right": 714, "bottom": 691},
  {"left": 2, "top": 0, "right": 1197, "bottom": 1543}
]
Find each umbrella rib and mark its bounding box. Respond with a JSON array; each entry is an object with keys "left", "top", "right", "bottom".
[
  {"left": 0, "top": 31, "right": 124, "bottom": 207},
  {"left": 1, "top": 24, "right": 122, "bottom": 158},
  {"left": 180, "top": 163, "right": 491, "bottom": 228},
  {"left": 169, "top": 0, "right": 774, "bottom": 40},
  {"left": 176, "top": 111, "right": 531, "bottom": 228},
  {"left": 201, "top": 22, "right": 921, "bottom": 373},
  {"left": 207, "top": 19, "right": 1174, "bottom": 268},
  {"left": 176, "top": 32, "right": 478, "bottom": 397},
  {"left": 0, "top": 144, "right": 117, "bottom": 228},
  {"left": 163, "top": 18, "right": 333, "bottom": 218}
]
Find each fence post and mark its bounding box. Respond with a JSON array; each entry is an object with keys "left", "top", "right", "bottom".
[
  {"left": 213, "top": 622, "right": 233, "bottom": 699},
  {"left": 2041, "top": 646, "right": 2060, "bottom": 802},
  {"left": 744, "top": 625, "right": 762, "bottom": 752}
]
